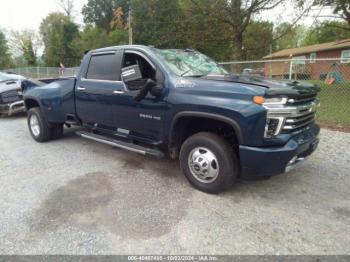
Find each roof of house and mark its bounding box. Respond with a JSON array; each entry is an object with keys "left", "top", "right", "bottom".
[{"left": 263, "top": 39, "right": 350, "bottom": 59}]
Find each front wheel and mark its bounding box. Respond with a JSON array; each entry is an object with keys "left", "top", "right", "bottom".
[{"left": 180, "top": 132, "right": 239, "bottom": 194}]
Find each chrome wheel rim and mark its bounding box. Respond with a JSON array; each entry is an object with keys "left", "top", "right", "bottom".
[
  {"left": 29, "top": 114, "right": 40, "bottom": 137},
  {"left": 188, "top": 147, "right": 219, "bottom": 183}
]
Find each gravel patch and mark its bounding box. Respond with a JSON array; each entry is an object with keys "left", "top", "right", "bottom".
[{"left": 0, "top": 116, "right": 349, "bottom": 254}]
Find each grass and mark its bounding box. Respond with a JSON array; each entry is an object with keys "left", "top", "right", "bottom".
[{"left": 307, "top": 80, "right": 350, "bottom": 127}]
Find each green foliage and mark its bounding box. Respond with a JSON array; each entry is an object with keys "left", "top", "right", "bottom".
[
  {"left": 6, "top": 0, "right": 348, "bottom": 69},
  {"left": 107, "top": 30, "right": 128, "bottom": 46},
  {"left": 72, "top": 26, "right": 108, "bottom": 53},
  {"left": 131, "top": 0, "right": 185, "bottom": 48},
  {"left": 40, "top": 13, "right": 80, "bottom": 67},
  {"left": 274, "top": 23, "right": 306, "bottom": 50},
  {"left": 82, "top": 0, "right": 130, "bottom": 32},
  {"left": 72, "top": 25, "right": 128, "bottom": 54},
  {"left": 179, "top": 0, "right": 231, "bottom": 61},
  {"left": 23, "top": 41, "right": 37, "bottom": 66},
  {"left": 79, "top": 0, "right": 283, "bottom": 61},
  {"left": 11, "top": 30, "right": 39, "bottom": 66},
  {"left": 302, "top": 21, "right": 350, "bottom": 46},
  {"left": 244, "top": 21, "right": 274, "bottom": 60},
  {"left": 308, "top": 80, "right": 350, "bottom": 126},
  {"left": 77, "top": 0, "right": 129, "bottom": 57},
  {"left": 321, "top": 0, "right": 350, "bottom": 27},
  {"left": 0, "top": 30, "right": 11, "bottom": 69}
]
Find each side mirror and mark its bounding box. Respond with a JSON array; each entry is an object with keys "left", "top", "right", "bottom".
[
  {"left": 150, "top": 69, "right": 164, "bottom": 97},
  {"left": 121, "top": 64, "right": 143, "bottom": 83},
  {"left": 133, "top": 79, "right": 157, "bottom": 102}
]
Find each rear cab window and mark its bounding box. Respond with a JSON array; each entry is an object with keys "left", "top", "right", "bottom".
[{"left": 86, "top": 52, "right": 121, "bottom": 81}]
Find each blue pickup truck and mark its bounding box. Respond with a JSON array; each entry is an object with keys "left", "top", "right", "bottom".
[{"left": 24, "top": 45, "right": 320, "bottom": 193}]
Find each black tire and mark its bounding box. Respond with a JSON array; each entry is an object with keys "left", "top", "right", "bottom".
[
  {"left": 180, "top": 132, "right": 239, "bottom": 194},
  {"left": 27, "top": 107, "right": 52, "bottom": 142},
  {"left": 51, "top": 124, "right": 64, "bottom": 140}
]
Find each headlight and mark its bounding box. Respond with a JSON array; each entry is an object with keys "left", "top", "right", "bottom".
[{"left": 263, "top": 97, "right": 288, "bottom": 105}]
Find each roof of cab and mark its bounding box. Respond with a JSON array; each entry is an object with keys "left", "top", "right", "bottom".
[{"left": 91, "top": 45, "right": 153, "bottom": 53}]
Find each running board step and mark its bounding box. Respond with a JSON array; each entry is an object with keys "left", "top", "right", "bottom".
[{"left": 76, "top": 131, "right": 164, "bottom": 158}]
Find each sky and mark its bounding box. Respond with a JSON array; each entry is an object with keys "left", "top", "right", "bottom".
[
  {"left": 0, "top": 0, "right": 87, "bottom": 33},
  {"left": 0, "top": 0, "right": 335, "bottom": 34}
]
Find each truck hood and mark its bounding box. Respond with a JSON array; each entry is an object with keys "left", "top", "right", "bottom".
[
  {"left": 0, "top": 80, "right": 22, "bottom": 93},
  {"left": 202, "top": 74, "right": 320, "bottom": 96}
]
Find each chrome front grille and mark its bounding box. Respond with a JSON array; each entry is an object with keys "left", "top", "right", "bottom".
[
  {"left": 264, "top": 94, "right": 319, "bottom": 137},
  {"left": 287, "top": 94, "right": 317, "bottom": 105},
  {"left": 284, "top": 112, "right": 316, "bottom": 131},
  {"left": 0, "top": 90, "right": 22, "bottom": 104},
  {"left": 283, "top": 95, "right": 318, "bottom": 132}
]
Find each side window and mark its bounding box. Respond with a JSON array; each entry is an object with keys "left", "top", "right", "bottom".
[
  {"left": 122, "top": 52, "right": 156, "bottom": 79},
  {"left": 310, "top": 52, "right": 316, "bottom": 63},
  {"left": 341, "top": 50, "right": 350, "bottom": 63},
  {"left": 86, "top": 53, "right": 121, "bottom": 81}
]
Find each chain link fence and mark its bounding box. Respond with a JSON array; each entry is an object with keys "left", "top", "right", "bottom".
[
  {"left": 220, "top": 58, "right": 350, "bottom": 128},
  {"left": 3, "top": 67, "right": 80, "bottom": 79}
]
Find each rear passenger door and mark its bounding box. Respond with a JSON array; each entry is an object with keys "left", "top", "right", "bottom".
[{"left": 75, "top": 50, "right": 124, "bottom": 128}]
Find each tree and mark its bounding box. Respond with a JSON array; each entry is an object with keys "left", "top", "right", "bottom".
[
  {"left": 110, "top": 7, "right": 127, "bottom": 30},
  {"left": 11, "top": 30, "right": 40, "bottom": 66},
  {"left": 178, "top": 0, "right": 231, "bottom": 60},
  {"left": 302, "top": 21, "right": 350, "bottom": 45},
  {"left": 243, "top": 21, "right": 274, "bottom": 60},
  {"left": 73, "top": 26, "right": 109, "bottom": 53},
  {"left": 131, "top": 0, "right": 186, "bottom": 48},
  {"left": 0, "top": 30, "right": 11, "bottom": 69},
  {"left": 82, "top": 0, "right": 130, "bottom": 32},
  {"left": 58, "top": 0, "right": 75, "bottom": 17},
  {"left": 190, "top": 0, "right": 286, "bottom": 60},
  {"left": 316, "top": 0, "right": 350, "bottom": 28},
  {"left": 72, "top": 25, "right": 128, "bottom": 54},
  {"left": 40, "top": 12, "right": 80, "bottom": 67},
  {"left": 274, "top": 23, "right": 306, "bottom": 50}
]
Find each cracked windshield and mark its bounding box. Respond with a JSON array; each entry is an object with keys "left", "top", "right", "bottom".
[{"left": 154, "top": 49, "right": 228, "bottom": 77}]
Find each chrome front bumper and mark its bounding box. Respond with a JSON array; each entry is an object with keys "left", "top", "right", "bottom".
[
  {"left": 239, "top": 124, "right": 320, "bottom": 178},
  {"left": 0, "top": 100, "right": 25, "bottom": 116}
]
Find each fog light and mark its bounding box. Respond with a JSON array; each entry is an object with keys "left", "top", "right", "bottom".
[{"left": 264, "top": 117, "right": 284, "bottom": 137}]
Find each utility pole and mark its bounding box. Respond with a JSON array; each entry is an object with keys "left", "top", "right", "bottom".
[{"left": 128, "top": 8, "right": 133, "bottom": 45}]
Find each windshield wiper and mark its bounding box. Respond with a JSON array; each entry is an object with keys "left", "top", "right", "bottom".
[
  {"left": 182, "top": 74, "right": 204, "bottom": 78},
  {"left": 181, "top": 70, "right": 200, "bottom": 77}
]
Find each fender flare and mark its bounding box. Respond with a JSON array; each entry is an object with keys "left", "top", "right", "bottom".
[
  {"left": 24, "top": 97, "right": 54, "bottom": 127},
  {"left": 169, "top": 111, "right": 243, "bottom": 145},
  {"left": 24, "top": 96, "right": 41, "bottom": 110}
]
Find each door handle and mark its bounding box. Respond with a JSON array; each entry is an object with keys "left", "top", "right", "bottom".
[
  {"left": 77, "top": 86, "right": 86, "bottom": 91},
  {"left": 113, "top": 90, "right": 125, "bottom": 94}
]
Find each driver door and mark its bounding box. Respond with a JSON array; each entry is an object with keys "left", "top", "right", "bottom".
[{"left": 111, "top": 50, "right": 167, "bottom": 143}]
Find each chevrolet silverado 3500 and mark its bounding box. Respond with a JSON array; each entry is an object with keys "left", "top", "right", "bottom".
[{"left": 24, "top": 46, "right": 320, "bottom": 193}]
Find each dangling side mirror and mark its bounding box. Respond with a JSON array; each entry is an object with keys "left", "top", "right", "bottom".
[
  {"left": 150, "top": 68, "right": 164, "bottom": 97},
  {"left": 133, "top": 79, "right": 157, "bottom": 102}
]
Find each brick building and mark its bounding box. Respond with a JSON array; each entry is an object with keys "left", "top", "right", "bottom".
[{"left": 263, "top": 39, "right": 350, "bottom": 81}]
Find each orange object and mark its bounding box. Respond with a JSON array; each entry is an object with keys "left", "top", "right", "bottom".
[
  {"left": 253, "top": 96, "right": 265, "bottom": 105},
  {"left": 325, "top": 78, "right": 335, "bottom": 85}
]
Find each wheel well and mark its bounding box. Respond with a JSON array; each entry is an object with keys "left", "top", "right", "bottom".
[
  {"left": 24, "top": 99, "right": 39, "bottom": 111},
  {"left": 169, "top": 116, "right": 239, "bottom": 159}
]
